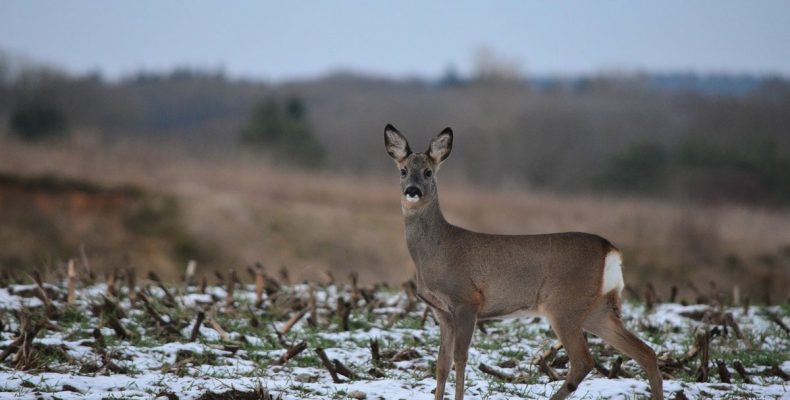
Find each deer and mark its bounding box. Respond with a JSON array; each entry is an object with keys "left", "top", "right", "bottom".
[{"left": 384, "top": 124, "right": 664, "bottom": 400}]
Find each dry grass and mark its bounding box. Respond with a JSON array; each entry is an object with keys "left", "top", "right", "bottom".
[{"left": 0, "top": 136, "right": 788, "bottom": 302}]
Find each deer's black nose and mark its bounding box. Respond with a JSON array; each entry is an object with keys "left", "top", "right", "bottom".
[{"left": 404, "top": 186, "right": 423, "bottom": 198}]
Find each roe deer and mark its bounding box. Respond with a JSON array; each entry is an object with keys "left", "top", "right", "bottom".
[{"left": 384, "top": 124, "right": 663, "bottom": 400}]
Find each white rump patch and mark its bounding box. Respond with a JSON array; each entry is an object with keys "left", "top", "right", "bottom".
[
  {"left": 405, "top": 194, "right": 420, "bottom": 202},
  {"left": 602, "top": 250, "right": 624, "bottom": 295}
]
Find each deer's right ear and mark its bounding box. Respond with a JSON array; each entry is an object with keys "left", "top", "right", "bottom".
[{"left": 384, "top": 124, "right": 411, "bottom": 162}]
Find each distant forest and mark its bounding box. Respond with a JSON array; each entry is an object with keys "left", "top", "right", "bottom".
[{"left": 2, "top": 52, "right": 789, "bottom": 205}]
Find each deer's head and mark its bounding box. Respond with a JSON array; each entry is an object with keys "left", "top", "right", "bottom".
[{"left": 384, "top": 124, "right": 453, "bottom": 210}]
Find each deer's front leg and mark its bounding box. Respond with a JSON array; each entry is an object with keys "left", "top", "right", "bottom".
[
  {"left": 434, "top": 309, "right": 454, "bottom": 400},
  {"left": 451, "top": 304, "right": 478, "bottom": 400}
]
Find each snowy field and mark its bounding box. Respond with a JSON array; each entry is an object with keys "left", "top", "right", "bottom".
[{"left": 0, "top": 277, "right": 788, "bottom": 399}]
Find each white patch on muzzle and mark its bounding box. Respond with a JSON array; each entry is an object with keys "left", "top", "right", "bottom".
[{"left": 405, "top": 194, "right": 420, "bottom": 203}]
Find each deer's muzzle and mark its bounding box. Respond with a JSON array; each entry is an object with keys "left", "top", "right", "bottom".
[{"left": 404, "top": 186, "right": 422, "bottom": 202}]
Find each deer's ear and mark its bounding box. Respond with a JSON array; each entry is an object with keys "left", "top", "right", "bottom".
[
  {"left": 384, "top": 124, "right": 411, "bottom": 162},
  {"left": 427, "top": 127, "right": 453, "bottom": 165}
]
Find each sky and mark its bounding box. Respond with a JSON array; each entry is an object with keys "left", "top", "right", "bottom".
[{"left": 1, "top": 1, "right": 790, "bottom": 81}]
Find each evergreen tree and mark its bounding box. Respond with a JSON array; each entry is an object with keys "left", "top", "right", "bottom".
[{"left": 240, "top": 96, "right": 325, "bottom": 167}]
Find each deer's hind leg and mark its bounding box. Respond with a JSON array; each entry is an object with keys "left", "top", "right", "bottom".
[
  {"left": 546, "top": 314, "right": 594, "bottom": 400},
  {"left": 583, "top": 296, "right": 664, "bottom": 400}
]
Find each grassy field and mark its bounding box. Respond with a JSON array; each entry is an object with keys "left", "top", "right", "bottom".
[
  {"left": 0, "top": 136, "right": 789, "bottom": 303},
  {"left": 0, "top": 271, "right": 788, "bottom": 399}
]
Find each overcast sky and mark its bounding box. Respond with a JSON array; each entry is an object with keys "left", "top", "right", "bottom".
[{"left": 2, "top": 1, "right": 789, "bottom": 81}]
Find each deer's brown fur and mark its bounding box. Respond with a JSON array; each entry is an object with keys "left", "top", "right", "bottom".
[{"left": 384, "top": 124, "right": 663, "bottom": 400}]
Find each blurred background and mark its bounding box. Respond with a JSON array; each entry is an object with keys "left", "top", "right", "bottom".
[{"left": 0, "top": 1, "right": 788, "bottom": 303}]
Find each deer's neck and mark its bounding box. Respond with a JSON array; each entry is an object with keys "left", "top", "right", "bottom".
[{"left": 403, "top": 197, "right": 452, "bottom": 266}]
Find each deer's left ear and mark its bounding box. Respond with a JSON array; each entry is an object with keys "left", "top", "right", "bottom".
[{"left": 427, "top": 127, "right": 453, "bottom": 165}]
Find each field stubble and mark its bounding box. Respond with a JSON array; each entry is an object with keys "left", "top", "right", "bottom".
[{"left": 0, "top": 267, "right": 787, "bottom": 399}]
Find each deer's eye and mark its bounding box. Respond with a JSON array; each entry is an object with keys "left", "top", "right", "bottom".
[
  {"left": 400, "top": 168, "right": 407, "bottom": 177},
  {"left": 424, "top": 169, "right": 432, "bottom": 178}
]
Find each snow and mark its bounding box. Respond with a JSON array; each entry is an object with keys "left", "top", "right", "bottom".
[
  {"left": 0, "top": 282, "right": 787, "bottom": 399},
  {"left": 0, "top": 287, "right": 44, "bottom": 310}
]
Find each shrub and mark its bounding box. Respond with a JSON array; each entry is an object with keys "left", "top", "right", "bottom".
[
  {"left": 679, "top": 138, "right": 790, "bottom": 204},
  {"left": 596, "top": 142, "right": 670, "bottom": 194},
  {"left": 9, "top": 99, "right": 67, "bottom": 141}
]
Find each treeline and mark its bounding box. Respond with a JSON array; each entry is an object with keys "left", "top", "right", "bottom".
[{"left": 1, "top": 54, "right": 789, "bottom": 205}]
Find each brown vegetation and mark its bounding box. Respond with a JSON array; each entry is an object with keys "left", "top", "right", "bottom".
[
  {"left": 0, "top": 159, "right": 213, "bottom": 277},
  {"left": 0, "top": 136, "right": 788, "bottom": 303}
]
